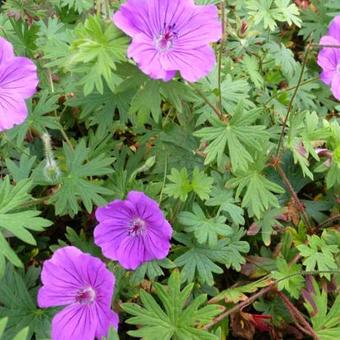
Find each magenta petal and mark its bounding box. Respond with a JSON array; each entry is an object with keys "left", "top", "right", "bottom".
[
  {"left": 176, "top": 5, "right": 221, "bottom": 48},
  {"left": 0, "top": 95, "right": 28, "bottom": 132},
  {"left": 161, "top": 45, "right": 216, "bottom": 82},
  {"left": 51, "top": 305, "right": 97, "bottom": 340},
  {"left": 331, "top": 73, "right": 340, "bottom": 100},
  {"left": 117, "top": 236, "right": 146, "bottom": 270},
  {"left": 128, "top": 33, "right": 173, "bottom": 81},
  {"left": 113, "top": 0, "right": 152, "bottom": 37},
  {"left": 94, "top": 221, "right": 129, "bottom": 261},
  {"left": 328, "top": 15, "right": 340, "bottom": 42},
  {"left": 0, "top": 37, "right": 14, "bottom": 64},
  {"left": 95, "top": 307, "right": 119, "bottom": 338},
  {"left": 320, "top": 70, "right": 334, "bottom": 85},
  {"left": 0, "top": 57, "right": 38, "bottom": 98}
]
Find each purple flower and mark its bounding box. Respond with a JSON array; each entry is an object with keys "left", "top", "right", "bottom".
[
  {"left": 0, "top": 37, "right": 38, "bottom": 131},
  {"left": 94, "top": 191, "right": 172, "bottom": 270},
  {"left": 38, "top": 246, "right": 118, "bottom": 340},
  {"left": 113, "top": 0, "right": 222, "bottom": 82},
  {"left": 317, "top": 16, "right": 340, "bottom": 100}
]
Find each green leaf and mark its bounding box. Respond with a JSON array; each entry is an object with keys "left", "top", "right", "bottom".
[
  {"left": 256, "top": 208, "right": 284, "bottom": 246},
  {"left": 194, "top": 107, "right": 269, "bottom": 171},
  {"left": 164, "top": 168, "right": 192, "bottom": 201},
  {"left": 58, "top": 0, "right": 93, "bottom": 13},
  {"left": 122, "top": 270, "right": 222, "bottom": 340},
  {"left": 303, "top": 277, "right": 340, "bottom": 338},
  {"left": 272, "top": 258, "right": 304, "bottom": 299},
  {"left": 0, "top": 177, "right": 52, "bottom": 267},
  {"left": 130, "top": 258, "right": 176, "bottom": 286},
  {"left": 5, "top": 154, "right": 36, "bottom": 182},
  {"left": 228, "top": 166, "right": 285, "bottom": 219},
  {"left": 178, "top": 204, "right": 233, "bottom": 246},
  {"left": 297, "top": 235, "right": 338, "bottom": 280},
  {"left": 0, "top": 264, "right": 52, "bottom": 339},
  {"left": 174, "top": 231, "right": 249, "bottom": 285},
  {"left": 49, "top": 140, "right": 115, "bottom": 216},
  {"left": 129, "top": 80, "right": 161, "bottom": 124},
  {"left": 273, "top": 0, "right": 302, "bottom": 27},
  {"left": 164, "top": 168, "right": 213, "bottom": 202},
  {"left": 12, "top": 327, "right": 29, "bottom": 340},
  {"left": 210, "top": 276, "right": 272, "bottom": 304},
  {"left": 70, "top": 16, "right": 128, "bottom": 95}
]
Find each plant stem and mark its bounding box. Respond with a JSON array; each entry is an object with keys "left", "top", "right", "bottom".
[
  {"left": 275, "top": 163, "right": 312, "bottom": 230},
  {"left": 278, "top": 291, "right": 319, "bottom": 339},
  {"left": 47, "top": 70, "right": 74, "bottom": 150},
  {"left": 275, "top": 43, "right": 311, "bottom": 157},
  {"left": 311, "top": 43, "right": 340, "bottom": 49},
  {"left": 264, "top": 77, "right": 319, "bottom": 106},
  {"left": 204, "top": 270, "right": 339, "bottom": 330},
  {"left": 217, "top": 1, "right": 226, "bottom": 114},
  {"left": 318, "top": 214, "right": 340, "bottom": 228},
  {"left": 191, "top": 85, "right": 223, "bottom": 120}
]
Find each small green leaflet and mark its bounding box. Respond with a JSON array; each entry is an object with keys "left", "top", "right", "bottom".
[
  {"left": 49, "top": 139, "right": 115, "bottom": 216},
  {"left": 297, "top": 235, "right": 338, "bottom": 280},
  {"left": 272, "top": 258, "right": 304, "bottom": 299},
  {"left": 122, "top": 270, "right": 222, "bottom": 340},
  {"left": 194, "top": 107, "right": 269, "bottom": 171},
  {"left": 164, "top": 167, "right": 213, "bottom": 201},
  {"left": 174, "top": 231, "right": 249, "bottom": 285},
  {"left": 0, "top": 177, "right": 52, "bottom": 268},
  {"left": 178, "top": 203, "right": 233, "bottom": 246},
  {"left": 0, "top": 264, "right": 53, "bottom": 339},
  {"left": 228, "top": 166, "right": 284, "bottom": 219},
  {"left": 70, "top": 16, "right": 128, "bottom": 95},
  {"left": 303, "top": 277, "right": 340, "bottom": 339}
]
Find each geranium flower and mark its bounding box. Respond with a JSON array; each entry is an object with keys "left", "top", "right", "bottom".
[
  {"left": 0, "top": 37, "right": 38, "bottom": 131},
  {"left": 317, "top": 15, "right": 340, "bottom": 100},
  {"left": 113, "top": 0, "right": 222, "bottom": 82},
  {"left": 94, "top": 191, "right": 172, "bottom": 270},
  {"left": 38, "top": 246, "right": 118, "bottom": 340}
]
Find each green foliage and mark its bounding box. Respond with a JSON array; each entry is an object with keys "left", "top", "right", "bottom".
[
  {"left": 272, "top": 258, "right": 304, "bottom": 299},
  {"left": 164, "top": 167, "right": 213, "bottom": 201},
  {"left": 303, "top": 278, "right": 340, "bottom": 339},
  {"left": 0, "top": 177, "right": 51, "bottom": 268},
  {"left": 0, "top": 264, "right": 52, "bottom": 339},
  {"left": 297, "top": 235, "right": 338, "bottom": 280},
  {"left": 247, "top": 0, "right": 301, "bottom": 31},
  {"left": 194, "top": 106, "right": 269, "bottom": 171},
  {"left": 178, "top": 203, "right": 233, "bottom": 246},
  {"left": 48, "top": 139, "right": 115, "bottom": 216},
  {"left": 228, "top": 161, "right": 285, "bottom": 218},
  {"left": 70, "top": 16, "right": 128, "bottom": 95},
  {"left": 122, "top": 270, "right": 222, "bottom": 340}
]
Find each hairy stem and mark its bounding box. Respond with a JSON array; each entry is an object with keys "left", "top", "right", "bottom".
[
  {"left": 275, "top": 43, "right": 311, "bottom": 157},
  {"left": 278, "top": 291, "right": 319, "bottom": 339},
  {"left": 275, "top": 163, "right": 312, "bottom": 230},
  {"left": 217, "top": 1, "right": 226, "bottom": 114}
]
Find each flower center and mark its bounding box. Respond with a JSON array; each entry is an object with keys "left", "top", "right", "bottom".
[
  {"left": 75, "top": 287, "right": 96, "bottom": 305},
  {"left": 155, "top": 23, "right": 178, "bottom": 52},
  {"left": 129, "top": 217, "right": 146, "bottom": 236}
]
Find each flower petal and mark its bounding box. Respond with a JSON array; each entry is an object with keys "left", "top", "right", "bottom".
[
  {"left": 128, "top": 33, "right": 175, "bottom": 81},
  {"left": 0, "top": 37, "right": 14, "bottom": 64},
  {"left": 116, "top": 236, "right": 146, "bottom": 270},
  {"left": 331, "top": 73, "right": 340, "bottom": 100},
  {"left": 94, "top": 221, "right": 129, "bottom": 262},
  {"left": 113, "top": 0, "right": 153, "bottom": 37},
  {"left": 51, "top": 305, "right": 97, "bottom": 340},
  {"left": 320, "top": 70, "right": 335, "bottom": 85},
  {"left": 328, "top": 15, "right": 340, "bottom": 43},
  {"left": 0, "top": 95, "right": 28, "bottom": 132},
  {"left": 95, "top": 306, "right": 119, "bottom": 338},
  {"left": 176, "top": 4, "right": 221, "bottom": 48},
  {"left": 161, "top": 45, "right": 216, "bottom": 82},
  {"left": 0, "top": 57, "right": 38, "bottom": 98}
]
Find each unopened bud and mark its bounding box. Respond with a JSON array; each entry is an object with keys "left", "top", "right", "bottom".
[{"left": 41, "top": 133, "right": 61, "bottom": 183}]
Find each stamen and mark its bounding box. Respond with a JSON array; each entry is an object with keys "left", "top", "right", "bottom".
[{"left": 75, "top": 287, "right": 96, "bottom": 305}]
